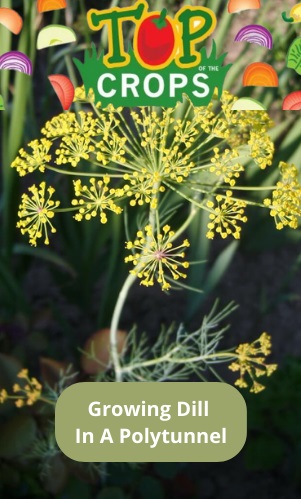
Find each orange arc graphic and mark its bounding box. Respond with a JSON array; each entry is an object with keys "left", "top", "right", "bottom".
[
  {"left": 243, "top": 62, "right": 278, "bottom": 87},
  {"left": 37, "top": 0, "right": 67, "bottom": 13},
  {"left": 0, "top": 7, "right": 23, "bottom": 35},
  {"left": 228, "top": 0, "right": 261, "bottom": 14}
]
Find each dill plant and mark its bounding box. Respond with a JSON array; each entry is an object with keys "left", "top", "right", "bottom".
[{"left": 9, "top": 87, "right": 297, "bottom": 393}]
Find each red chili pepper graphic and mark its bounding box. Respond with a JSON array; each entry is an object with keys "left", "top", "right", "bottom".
[{"left": 136, "top": 8, "right": 175, "bottom": 67}]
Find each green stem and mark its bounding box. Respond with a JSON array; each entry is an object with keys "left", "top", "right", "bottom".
[
  {"left": 47, "top": 165, "right": 123, "bottom": 177},
  {"left": 109, "top": 184, "right": 160, "bottom": 381},
  {"left": 109, "top": 273, "right": 137, "bottom": 382},
  {"left": 187, "top": 182, "right": 276, "bottom": 191},
  {"left": 39, "top": 396, "right": 56, "bottom": 406},
  {"left": 122, "top": 350, "right": 237, "bottom": 374},
  {"left": 171, "top": 204, "right": 199, "bottom": 241},
  {"left": 153, "top": 9, "right": 168, "bottom": 29}
]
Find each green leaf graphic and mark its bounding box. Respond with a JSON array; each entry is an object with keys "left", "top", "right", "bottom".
[{"left": 287, "top": 37, "right": 301, "bottom": 75}]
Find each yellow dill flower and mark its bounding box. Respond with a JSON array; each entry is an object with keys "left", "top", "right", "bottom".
[
  {"left": 42, "top": 111, "right": 98, "bottom": 140},
  {"left": 0, "top": 389, "right": 8, "bottom": 403},
  {"left": 173, "top": 118, "right": 198, "bottom": 147},
  {"left": 229, "top": 332, "right": 277, "bottom": 393},
  {"left": 73, "top": 111, "right": 99, "bottom": 137},
  {"left": 17, "top": 368, "right": 29, "bottom": 379},
  {"left": 194, "top": 104, "right": 215, "bottom": 134},
  {"left": 15, "top": 399, "right": 25, "bottom": 408},
  {"left": 55, "top": 134, "right": 95, "bottom": 167},
  {"left": 206, "top": 191, "right": 247, "bottom": 240},
  {"left": 123, "top": 170, "right": 165, "bottom": 208},
  {"left": 209, "top": 147, "right": 244, "bottom": 186},
  {"left": 0, "top": 370, "right": 44, "bottom": 408},
  {"left": 73, "top": 86, "right": 96, "bottom": 104},
  {"left": 248, "top": 131, "right": 274, "bottom": 169},
  {"left": 71, "top": 176, "right": 122, "bottom": 223},
  {"left": 11, "top": 93, "right": 279, "bottom": 251},
  {"left": 41, "top": 112, "right": 77, "bottom": 139},
  {"left": 11, "top": 138, "right": 52, "bottom": 177},
  {"left": 17, "top": 182, "right": 60, "bottom": 246},
  {"left": 96, "top": 132, "right": 127, "bottom": 165},
  {"left": 125, "top": 225, "right": 190, "bottom": 291},
  {"left": 264, "top": 162, "right": 301, "bottom": 230},
  {"left": 161, "top": 146, "right": 195, "bottom": 183},
  {"left": 14, "top": 371, "right": 43, "bottom": 406}
]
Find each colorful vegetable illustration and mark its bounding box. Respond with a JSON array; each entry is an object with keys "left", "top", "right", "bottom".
[
  {"left": 282, "top": 3, "right": 301, "bottom": 23},
  {"left": 37, "top": 0, "right": 67, "bottom": 13},
  {"left": 286, "top": 37, "right": 301, "bottom": 75},
  {"left": 0, "top": 7, "right": 23, "bottom": 34},
  {"left": 37, "top": 25, "right": 76, "bottom": 50},
  {"left": 234, "top": 25, "right": 273, "bottom": 49},
  {"left": 243, "top": 62, "right": 278, "bottom": 87},
  {"left": 134, "top": 8, "right": 176, "bottom": 68},
  {"left": 282, "top": 91, "right": 301, "bottom": 110},
  {"left": 48, "top": 74, "right": 75, "bottom": 110},
  {"left": 0, "top": 51, "right": 32, "bottom": 75},
  {"left": 231, "top": 97, "right": 266, "bottom": 110},
  {"left": 228, "top": 0, "right": 261, "bottom": 14}
]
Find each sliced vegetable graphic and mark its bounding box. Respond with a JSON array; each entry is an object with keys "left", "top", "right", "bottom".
[
  {"left": 37, "top": 25, "right": 76, "bottom": 50},
  {"left": 282, "top": 91, "right": 301, "bottom": 110},
  {"left": 134, "top": 8, "right": 176, "bottom": 68},
  {"left": 0, "top": 94, "right": 4, "bottom": 111},
  {"left": 231, "top": 97, "right": 266, "bottom": 111},
  {"left": 0, "top": 7, "right": 23, "bottom": 34},
  {"left": 37, "top": 0, "right": 67, "bottom": 13},
  {"left": 234, "top": 25, "right": 273, "bottom": 49},
  {"left": 282, "top": 3, "right": 301, "bottom": 23},
  {"left": 243, "top": 62, "right": 278, "bottom": 87},
  {"left": 287, "top": 38, "right": 301, "bottom": 75},
  {"left": 0, "top": 51, "right": 32, "bottom": 75},
  {"left": 228, "top": 0, "right": 261, "bottom": 14},
  {"left": 48, "top": 74, "right": 74, "bottom": 110}
]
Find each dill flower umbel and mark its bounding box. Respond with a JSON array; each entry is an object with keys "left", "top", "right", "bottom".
[
  {"left": 13, "top": 369, "right": 42, "bottom": 407},
  {"left": 125, "top": 225, "right": 190, "bottom": 291},
  {"left": 209, "top": 147, "right": 244, "bottom": 186},
  {"left": 72, "top": 176, "right": 122, "bottom": 222},
  {"left": 12, "top": 88, "right": 279, "bottom": 250},
  {"left": 11, "top": 138, "right": 52, "bottom": 176},
  {"left": 248, "top": 131, "right": 274, "bottom": 169},
  {"left": 17, "top": 182, "right": 60, "bottom": 246},
  {"left": 56, "top": 134, "right": 95, "bottom": 167},
  {"left": 206, "top": 191, "right": 247, "bottom": 239},
  {"left": 228, "top": 332, "right": 277, "bottom": 393},
  {"left": 0, "top": 369, "right": 43, "bottom": 408},
  {"left": 264, "top": 162, "right": 301, "bottom": 230}
]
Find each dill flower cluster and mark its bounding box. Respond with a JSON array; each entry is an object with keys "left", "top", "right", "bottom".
[
  {"left": 0, "top": 369, "right": 43, "bottom": 408},
  {"left": 264, "top": 162, "right": 301, "bottom": 230},
  {"left": 17, "top": 182, "right": 60, "bottom": 246},
  {"left": 71, "top": 176, "right": 122, "bottom": 222},
  {"left": 228, "top": 333, "right": 278, "bottom": 393},
  {"left": 11, "top": 87, "right": 300, "bottom": 289},
  {"left": 125, "top": 225, "right": 190, "bottom": 290}
]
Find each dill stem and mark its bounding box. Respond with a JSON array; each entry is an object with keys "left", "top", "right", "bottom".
[
  {"left": 121, "top": 351, "right": 237, "bottom": 374},
  {"left": 109, "top": 273, "right": 137, "bottom": 382},
  {"left": 109, "top": 183, "right": 160, "bottom": 382}
]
